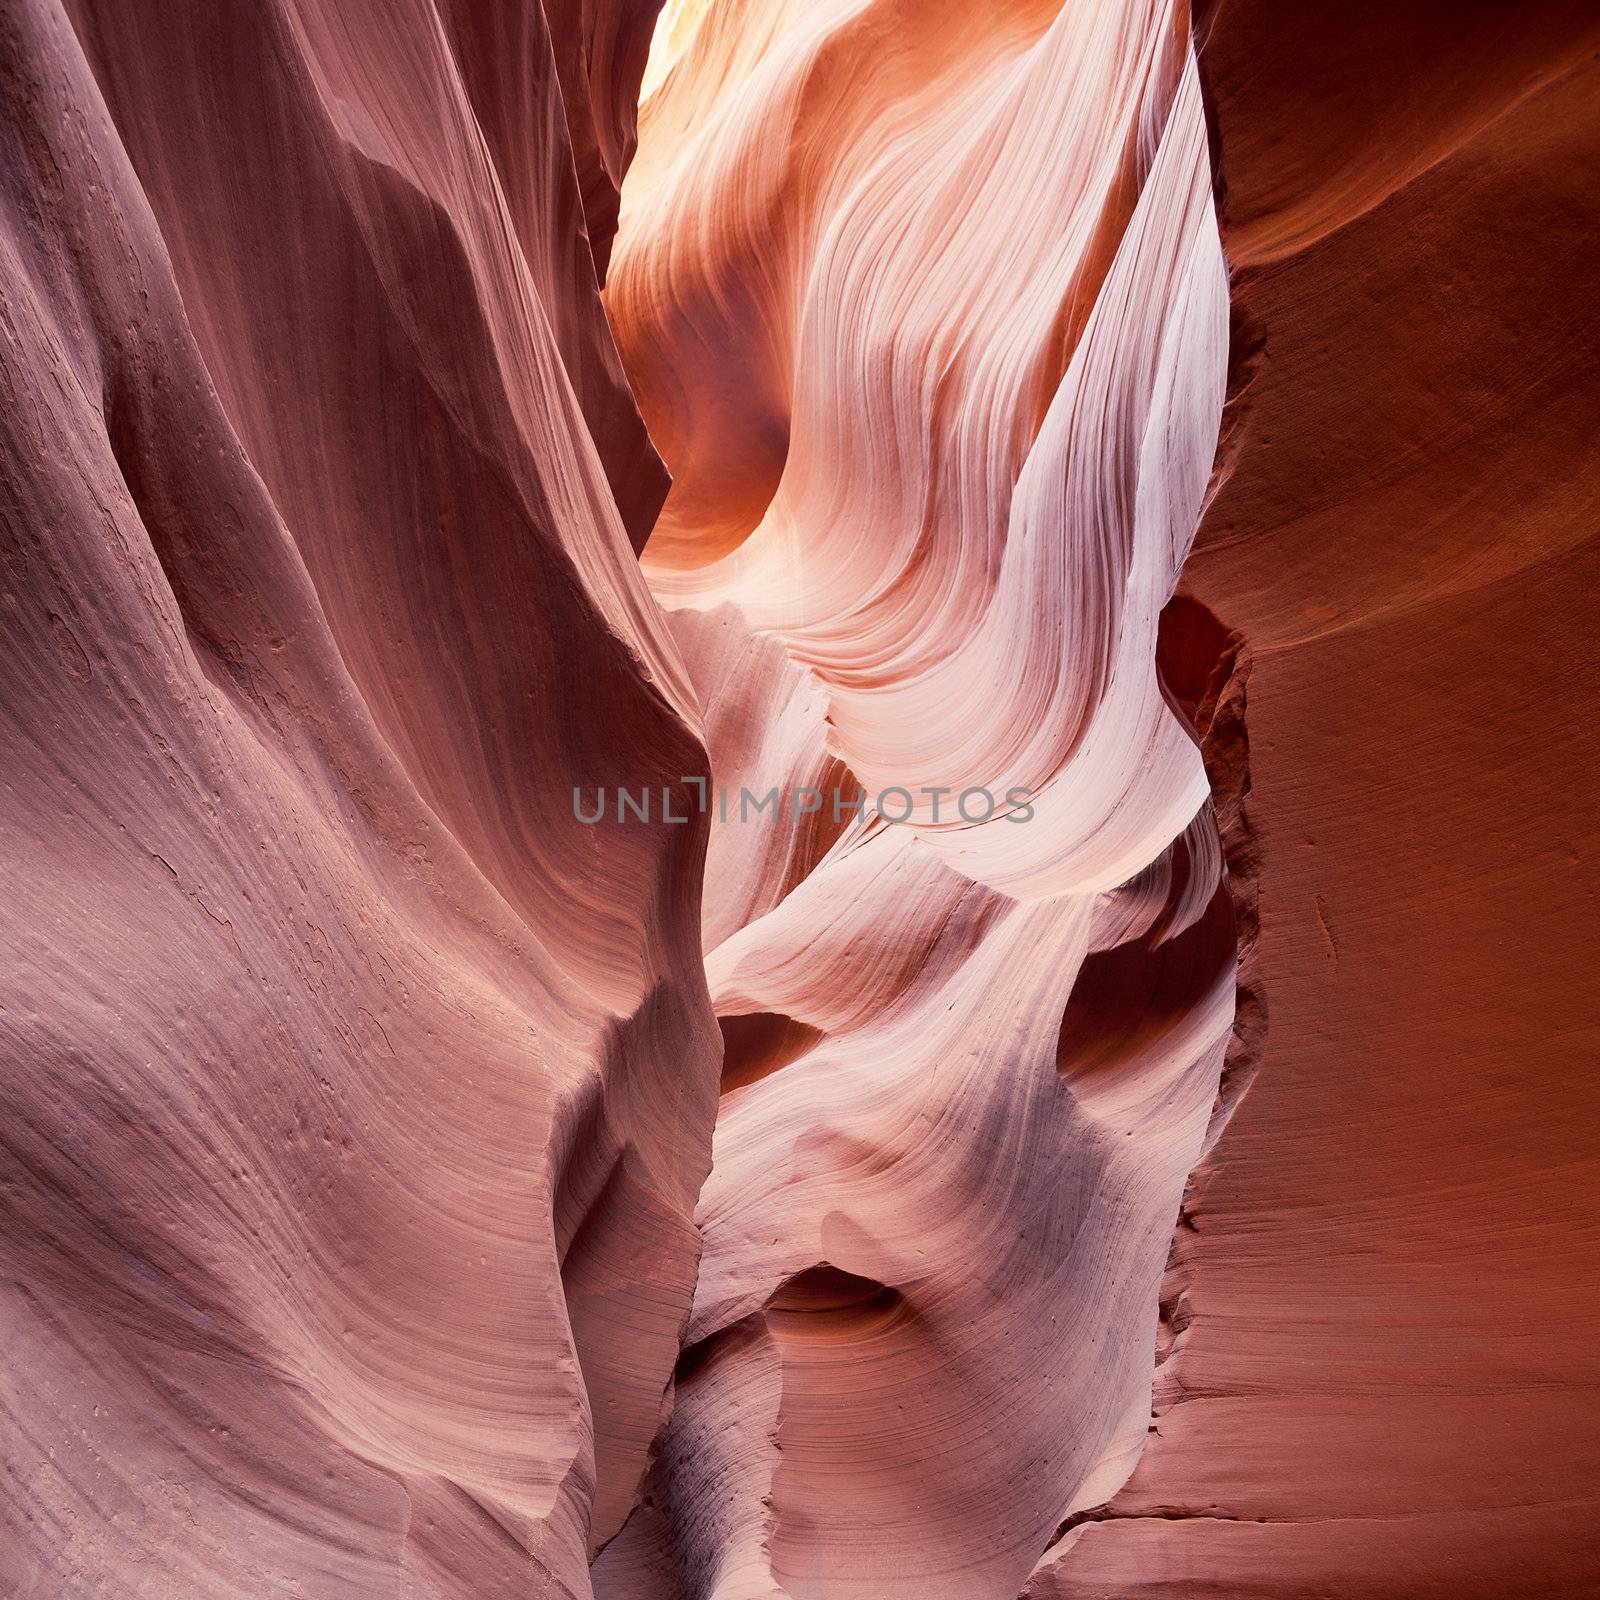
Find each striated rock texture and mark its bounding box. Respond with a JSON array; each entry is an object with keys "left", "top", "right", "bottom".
[
  {"left": 597, "top": 3, "right": 1251, "bottom": 1596},
  {"left": 0, "top": 1, "right": 716, "bottom": 1595},
  {"left": 542, "top": 0, "right": 668, "bottom": 287},
  {"left": 3, "top": 0, "right": 1595, "bottom": 1596},
  {"left": 1027, "top": 3, "right": 1600, "bottom": 1594}
]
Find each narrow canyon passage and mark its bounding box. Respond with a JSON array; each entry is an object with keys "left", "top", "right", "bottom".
[
  {"left": 591, "top": 4, "right": 1254, "bottom": 1594},
  {"left": 6, "top": 0, "right": 1594, "bottom": 1596}
]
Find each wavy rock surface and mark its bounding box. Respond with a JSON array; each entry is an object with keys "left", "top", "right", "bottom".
[
  {"left": 7, "top": 0, "right": 1592, "bottom": 1595},
  {"left": 1027, "top": 3, "right": 1600, "bottom": 1593},
  {"left": 0, "top": 2, "right": 715, "bottom": 1595},
  {"left": 596, "top": 4, "right": 1248, "bottom": 1595}
]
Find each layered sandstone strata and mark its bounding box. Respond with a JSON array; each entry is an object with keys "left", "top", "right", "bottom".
[{"left": 3, "top": 0, "right": 1595, "bottom": 1596}]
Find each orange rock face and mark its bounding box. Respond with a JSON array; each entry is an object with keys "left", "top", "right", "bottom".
[
  {"left": 596, "top": 4, "right": 1253, "bottom": 1595},
  {"left": 1034, "top": 4, "right": 1600, "bottom": 1593},
  {"left": 2, "top": 0, "right": 1595, "bottom": 1596}
]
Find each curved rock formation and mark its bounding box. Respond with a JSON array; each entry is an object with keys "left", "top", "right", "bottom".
[
  {"left": 1030, "top": 2, "right": 1600, "bottom": 1593},
  {"left": 4, "top": 0, "right": 1595, "bottom": 1595},
  {"left": 596, "top": 3, "right": 1250, "bottom": 1595},
  {"left": 1, "top": 2, "right": 714, "bottom": 1594}
]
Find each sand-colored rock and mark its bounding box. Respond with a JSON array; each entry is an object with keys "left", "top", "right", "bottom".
[{"left": 597, "top": 4, "right": 1250, "bottom": 1594}]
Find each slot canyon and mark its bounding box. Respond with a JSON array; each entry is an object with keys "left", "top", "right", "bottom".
[{"left": 1, "top": 1, "right": 1596, "bottom": 1596}]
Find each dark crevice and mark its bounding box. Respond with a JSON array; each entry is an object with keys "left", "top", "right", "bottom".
[{"left": 717, "top": 1010, "right": 826, "bottom": 1095}]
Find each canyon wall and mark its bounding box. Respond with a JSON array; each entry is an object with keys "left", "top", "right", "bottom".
[
  {"left": 1032, "top": 3, "right": 1600, "bottom": 1593},
  {"left": 0, "top": 2, "right": 712, "bottom": 1595},
  {"left": 1, "top": 0, "right": 1595, "bottom": 1596},
  {"left": 596, "top": 4, "right": 1249, "bottom": 1596}
]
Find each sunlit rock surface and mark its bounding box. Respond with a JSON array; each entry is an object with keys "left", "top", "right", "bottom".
[
  {"left": 596, "top": 4, "right": 1247, "bottom": 1595},
  {"left": 4, "top": 0, "right": 1595, "bottom": 1595}
]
